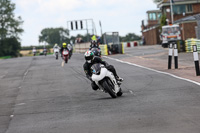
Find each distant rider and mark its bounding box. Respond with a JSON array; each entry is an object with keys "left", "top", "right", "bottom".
[
  {"left": 60, "top": 43, "right": 69, "bottom": 57},
  {"left": 83, "top": 50, "right": 123, "bottom": 90},
  {"left": 89, "top": 35, "right": 100, "bottom": 50},
  {"left": 53, "top": 43, "right": 60, "bottom": 56}
]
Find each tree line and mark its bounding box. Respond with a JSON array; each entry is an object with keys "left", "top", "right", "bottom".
[{"left": 38, "top": 27, "right": 141, "bottom": 46}]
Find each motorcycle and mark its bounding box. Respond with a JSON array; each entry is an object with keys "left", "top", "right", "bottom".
[
  {"left": 54, "top": 48, "right": 59, "bottom": 60},
  {"left": 67, "top": 44, "right": 73, "bottom": 59},
  {"left": 43, "top": 50, "right": 47, "bottom": 56},
  {"left": 33, "top": 50, "right": 36, "bottom": 56},
  {"left": 62, "top": 49, "right": 69, "bottom": 63},
  {"left": 68, "top": 48, "right": 73, "bottom": 59},
  {"left": 91, "top": 63, "right": 123, "bottom": 98},
  {"left": 91, "top": 47, "right": 101, "bottom": 57}
]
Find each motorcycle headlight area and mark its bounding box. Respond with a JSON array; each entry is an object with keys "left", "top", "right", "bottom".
[{"left": 92, "top": 69, "right": 100, "bottom": 75}]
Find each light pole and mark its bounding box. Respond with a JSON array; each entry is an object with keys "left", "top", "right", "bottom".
[{"left": 170, "top": 0, "right": 174, "bottom": 24}]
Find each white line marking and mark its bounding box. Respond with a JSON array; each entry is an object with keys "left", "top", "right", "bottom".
[
  {"left": 0, "top": 75, "right": 5, "bottom": 79},
  {"left": 129, "top": 90, "right": 134, "bottom": 94},
  {"left": 61, "top": 61, "right": 65, "bottom": 67},
  {"left": 24, "top": 70, "right": 29, "bottom": 76},
  {"left": 103, "top": 56, "right": 200, "bottom": 86},
  {"left": 15, "top": 103, "right": 26, "bottom": 106}
]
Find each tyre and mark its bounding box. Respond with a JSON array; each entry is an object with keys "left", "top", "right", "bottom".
[
  {"left": 65, "top": 57, "right": 68, "bottom": 63},
  {"left": 56, "top": 54, "right": 58, "bottom": 60},
  {"left": 117, "top": 88, "right": 123, "bottom": 97},
  {"left": 102, "top": 78, "right": 117, "bottom": 98}
]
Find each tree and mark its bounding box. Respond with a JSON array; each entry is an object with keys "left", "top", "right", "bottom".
[
  {"left": 153, "top": 0, "right": 162, "bottom": 3},
  {"left": 120, "top": 33, "right": 141, "bottom": 42},
  {"left": 1, "top": 37, "right": 21, "bottom": 57},
  {"left": 0, "top": 0, "right": 24, "bottom": 56},
  {"left": 39, "top": 27, "right": 69, "bottom": 46},
  {"left": 160, "top": 13, "right": 167, "bottom": 31}
]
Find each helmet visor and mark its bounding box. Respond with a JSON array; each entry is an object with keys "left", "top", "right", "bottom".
[{"left": 85, "top": 56, "right": 93, "bottom": 61}]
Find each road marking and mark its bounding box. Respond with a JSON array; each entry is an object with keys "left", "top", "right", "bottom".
[
  {"left": 103, "top": 56, "right": 200, "bottom": 86},
  {"left": 0, "top": 75, "right": 5, "bottom": 79},
  {"left": 15, "top": 103, "right": 26, "bottom": 106},
  {"left": 23, "top": 70, "right": 29, "bottom": 81},
  {"left": 129, "top": 90, "right": 134, "bottom": 94},
  {"left": 24, "top": 70, "right": 29, "bottom": 76},
  {"left": 61, "top": 61, "right": 65, "bottom": 67}
]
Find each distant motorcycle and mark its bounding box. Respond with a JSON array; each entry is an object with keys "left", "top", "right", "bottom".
[
  {"left": 54, "top": 48, "right": 59, "bottom": 60},
  {"left": 43, "top": 51, "right": 47, "bottom": 56},
  {"left": 62, "top": 49, "right": 69, "bottom": 63},
  {"left": 68, "top": 47, "right": 73, "bottom": 59},
  {"left": 91, "top": 47, "right": 101, "bottom": 57},
  {"left": 67, "top": 44, "right": 73, "bottom": 59},
  {"left": 91, "top": 63, "right": 123, "bottom": 98},
  {"left": 33, "top": 50, "right": 36, "bottom": 56}
]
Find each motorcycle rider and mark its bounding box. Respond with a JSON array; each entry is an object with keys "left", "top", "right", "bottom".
[
  {"left": 67, "top": 43, "right": 73, "bottom": 59},
  {"left": 32, "top": 47, "right": 36, "bottom": 56},
  {"left": 83, "top": 50, "right": 123, "bottom": 90},
  {"left": 53, "top": 43, "right": 60, "bottom": 56},
  {"left": 60, "top": 43, "right": 69, "bottom": 57},
  {"left": 53, "top": 43, "right": 60, "bottom": 50},
  {"left": 43, "top": 47, "right": 47, "bottom": 55},
  {"left": 89, "top": 35, "right": 100, "bottom": 50}
]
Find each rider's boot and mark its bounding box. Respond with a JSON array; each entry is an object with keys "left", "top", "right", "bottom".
[{"left": 115, "top": 76, "right": 123, "bottom": 84}]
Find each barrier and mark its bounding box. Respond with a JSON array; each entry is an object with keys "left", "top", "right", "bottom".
[
  {"left": 185, "top": 38, "right": 200, "bottom": 52},
  {"left": 99, "top": 45, "right": 108, "bottom": 55},
  {"left": 122, "top": 41, "right": 139, "bottom": 48},
  {"left": 193, "top": 45, "right": 200, "bottom": 76}
]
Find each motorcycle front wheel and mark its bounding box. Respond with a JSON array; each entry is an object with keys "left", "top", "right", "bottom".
[
  {"left": 65, "top": 57, "right": 68, "bottom": 63},
  {"left": 102, "top": 78, "right": 117, "bottom": 98},
  {"left": 56, "top": 53, "right": 58, "bottom": 60}
]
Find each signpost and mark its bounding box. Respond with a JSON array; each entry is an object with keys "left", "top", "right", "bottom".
[{"left": 67, "top": 19, "right": 96, "bottom": 42}]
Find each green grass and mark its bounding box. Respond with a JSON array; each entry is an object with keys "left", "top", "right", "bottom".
[{"left": 0, "top": 56, "right": 12, "bottom": 59}]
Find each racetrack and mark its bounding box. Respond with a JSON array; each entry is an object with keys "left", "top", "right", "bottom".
[{"left": 1, "top": 51, "right": 200, "bottom": 133}]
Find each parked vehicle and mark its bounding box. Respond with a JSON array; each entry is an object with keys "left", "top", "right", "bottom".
[
  {"left": 161, "top": 24, "right": 181, "bottom": 48},
  {"left": 91, "top": 63, "right": 123, "bottom": 98},
  {"left": 62, "top": 49, "right": 69, "bottom": 63}
]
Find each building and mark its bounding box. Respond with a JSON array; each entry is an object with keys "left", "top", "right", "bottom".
[
  {"left": 141, "top": 10, "right": 162, "bottom": 45},
  {"left": 141, "top": 0, "right": 200, "bottom": 45},
  {"left": 158, "top": 0, "right": 200, "bottom": 40}
]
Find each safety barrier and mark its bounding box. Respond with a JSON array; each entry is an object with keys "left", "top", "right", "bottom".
[
  {"left": 122, "top": 41, "right": 139, "bottom": 48},
  {"left": 99, "top": 45, "right": 108, "bottom": 55},
  {"left": 185, "top": 38, "right": 200, "bottom": 52}
]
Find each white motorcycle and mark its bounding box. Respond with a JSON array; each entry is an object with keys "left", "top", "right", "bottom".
[
  {"left": 91, "top": 63, "right": 123, "bottom": 98},
  {"left": 54, "top": 48, "right": 59, "bottom": 60}
]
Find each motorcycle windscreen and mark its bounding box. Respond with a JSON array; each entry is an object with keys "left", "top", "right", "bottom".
[
  {"left": 91, "top": 67, "right": 107, "bottom": 82},
  {"left": 63, "top": 50, "right": 68, "bottom": 55}
]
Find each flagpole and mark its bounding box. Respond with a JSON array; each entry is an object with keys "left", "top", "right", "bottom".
[{"left": 170, "top": 0, "right": 174, "bottom": 24}]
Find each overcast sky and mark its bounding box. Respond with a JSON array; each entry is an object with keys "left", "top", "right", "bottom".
[{"left": 13, "top": 0, "right": 158, "bottom": 46}]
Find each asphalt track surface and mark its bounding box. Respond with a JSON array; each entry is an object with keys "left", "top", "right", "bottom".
[{"left": 1, "top": 51, "right": 200, "bottom": 133}]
